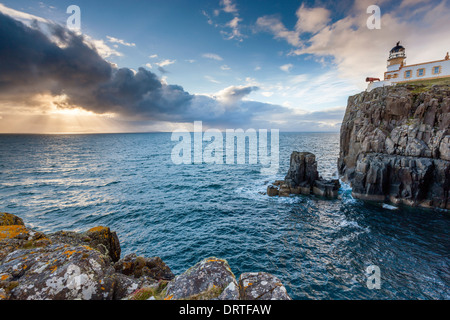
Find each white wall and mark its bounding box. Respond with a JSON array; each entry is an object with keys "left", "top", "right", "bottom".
[
  {"left": 366, "top": 80, "right": 392, "bottom": 92},
  {"left": 387, "top": 59, "right": 450, "bottom": 83}
]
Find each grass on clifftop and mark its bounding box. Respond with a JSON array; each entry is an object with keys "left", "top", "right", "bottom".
[{"left": 397, "top": 77, "right": 450, "bottom": 94}]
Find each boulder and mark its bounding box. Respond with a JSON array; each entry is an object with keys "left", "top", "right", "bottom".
[
  {"left": 114, "top": 253, "right": 174, "bottom": 281},
  {"left": 313, "top": 179, "right": 340, "bottom": 198},
  {"left": 163, "top": 257, "right": 239, "bottom": 300},
  {"left": 49, "top": 226, "right": 121, "bottom": 263},
  {"left": 0, "top": 224, "right": 51, "bottom": 261},
  {"left": 0, "top": 214, "right": 173, "bottom": 300},
  {"left": 0, "top": 244, "right": 116, "bottom": 300},
  {"left": 266, "top": 185, "right": 279, "bottom": 197},
  {"left": 278, "top": 184, "right": 291, "bottom": 197},
  {"left": 0, "top": 213, "right": 24, "bottom": 226},
  {"left": 239, "top": 272, "right": 291, "bottom": 300}
]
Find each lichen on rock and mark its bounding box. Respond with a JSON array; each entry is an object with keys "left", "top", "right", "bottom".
[
  {"left": 0, "top": 214, "right": 291, "bottom": 301},
  {"left": 239, "top": 272, "right": 291, "bottom": 300},
  {"left": 163, "top": 257, "right": 238, "bottom": 300}
]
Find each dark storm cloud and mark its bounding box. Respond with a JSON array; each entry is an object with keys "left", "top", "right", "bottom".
[
  {"left": 0, "top": 12, "right": 344, "bottom": 130},
  {"left": 0, "top": 12, "right": 194, "bottom": 120},
  {"left": 0, "top": 13, "right": 111, "bottom": 94},
  {"left": 157, "top": 66, "right": 169, "bottom": 74}
]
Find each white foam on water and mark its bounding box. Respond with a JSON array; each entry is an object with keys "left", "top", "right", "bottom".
[{"left": 382, "top": 203, "right": 399, "bottom": 210}]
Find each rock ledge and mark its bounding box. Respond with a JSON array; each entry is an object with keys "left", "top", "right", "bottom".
[{"left": 0, "top": 213, "right": 290, "bottom": 300}]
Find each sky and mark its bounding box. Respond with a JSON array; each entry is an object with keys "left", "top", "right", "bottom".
[{"left": 0, "top": 0, "right": 449, "bottom": 133}]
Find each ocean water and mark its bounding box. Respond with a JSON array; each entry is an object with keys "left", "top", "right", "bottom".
[{"left": 0, "top": 132, "right": 449, "bottom": 300}]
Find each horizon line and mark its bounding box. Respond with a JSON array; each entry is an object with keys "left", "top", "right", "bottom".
[{"left": 0, "top": 130, "right": 341, "bottom": 135}]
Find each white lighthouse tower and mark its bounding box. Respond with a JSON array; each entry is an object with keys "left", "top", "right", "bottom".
[{"left": 387, "top": 42, "right": 406, "bottom": 72}]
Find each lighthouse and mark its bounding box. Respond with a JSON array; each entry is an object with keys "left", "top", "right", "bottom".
[
  {"left": 366, "top": 42, "right": 450, "bottom": 91},
  {"left": 387, "top": 42, "right": 406, "bottom": 71}
]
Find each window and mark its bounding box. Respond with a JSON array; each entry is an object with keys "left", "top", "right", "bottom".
[
  {"left": 432, "top": 66, "right": 441, "bottom": 75},
  {"left": 393, "top": 74, "right": 398, "bottom": 78},
  {"left": 405, "top": 70, "right": 412, "bottom": 78},
  {"left": 417, "top": 68, "right": 425, "bottom": 77},
  {"left": 386, "top": 75, "right": 391, "bottom": 80}
]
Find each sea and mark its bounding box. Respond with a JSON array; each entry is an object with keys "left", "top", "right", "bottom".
[{"left": 0, "top": 132, "right": 448, "bottom": 300}]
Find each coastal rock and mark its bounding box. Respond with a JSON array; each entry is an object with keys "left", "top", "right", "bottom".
[
  {"left": 49, "top": 226, "right": 121, "bottom": 263},
  {"left": 339, "top": 84, "right": 450, "bottom": 209},
  {"left": 284, "top": 152, "right": 319, "bottom": 190},
  {"left": 0, "top": 214, "right": 167, "bottom": 300},
  {"left": 0, "top": 244, "right": 116, "bottom": 300},
  {"left": 269, "top": 151, "right": 340, "bottom": 199},
  {"left": 163, "top": 257, "right": 238, "bottom": 300},
  {"left": 278, "top": 184, "right": 291, "bottom": 197},
  {"left": 114, "top": 253, "right": 174, "bottom": 281},
  {"left": 0, "top": 212, "right": 24, "bottom": 226},
  {"left": 0, "top": 224, "right": 50, "bottom": 261},
  {"left": 239, "top": 272, "right": 291, "bottom": 300},
  {"left": 217, "top": 280, "right": 240, "bottom": 300},
  {"left": 267, "top": 185, "right": 279, "bottom": 197},
  {"left": 112, "top": 272, "right": 143, "bottom": 299},
  {"left": 313, "top": 179, "right": 341, "bottom": 198},
  {"left": 0, "top": 214, "right": 291, "bottom": 300}
]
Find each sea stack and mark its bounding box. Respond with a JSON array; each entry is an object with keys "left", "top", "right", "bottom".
[
  {"left": 268, "top": 152, "right": 340, "bottom": 199},
  {"left": 338, "top": 84, "right": 450, "bottom": 209}
]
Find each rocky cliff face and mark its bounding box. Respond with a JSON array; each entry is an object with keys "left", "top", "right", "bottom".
[{"left": 338, "top": 83, "right": 449, "bottom": 209}]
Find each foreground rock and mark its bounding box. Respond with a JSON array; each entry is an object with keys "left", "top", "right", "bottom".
[
  {"left": 267, "top": 152, "right": 340, "bottom": 199},
  {"left": 339, "top": 84, "right": 449, "bottom": 209},
  {"left": 0, "top": 213, "right": 291, "bottom": 300},
  {"left": 239, "top": 272, "right": 291, "bottom": 300},
  {"left": 163, "top": 257, "right": 239, "bottom": 300}
]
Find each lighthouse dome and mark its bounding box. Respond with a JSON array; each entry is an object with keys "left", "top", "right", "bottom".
[{"left": 390, "top": 42, "right": 405, "bottom": 53}]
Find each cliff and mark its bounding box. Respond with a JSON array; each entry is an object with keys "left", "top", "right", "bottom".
[
  {"left": 338, "top": 82, "right": 449, "bottom": 209},
  {"left": 0, "top": 212, "right": 291, "bottom": 300}
]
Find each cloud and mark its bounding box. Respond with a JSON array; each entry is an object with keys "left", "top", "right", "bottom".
[
  {"left": 156, "top": 59, "right": 176, "bottom": 67},
  {"left": 202, "top": 53, "right": 224, "bottom": 61},
  {"left": 0, "top": 11, "right": 344, "bottom": 132},
  {"left": 205, "top": 75, "right": 221, "bottom": 84},
  {"left": 220, "top": 0, "right": 238, "bottom": 14},
  {"left": 258, "top": 1, "right": 450, "bottom": 88},
  {"left": 203, "top": 0, "right": 244, "bottom": 42},
  {"left": 106, "top": 36, "right": 136, "bottom": 47},
  {"left": 256, "top": 15, "right": 302, "bottom": 47},
  {"left": 255, "top": 4, "right": 331, "bottom": 46},
  {"left": 157, "top": 66, "right": 169, "bottom": 74},
  {"left": 87, "top": 37, "right": 123, "bottom": 58},
  {"left": 295, "top": 4, "right": 331, "bottom": 33},
  {"left": 145, "top": 63, "right": 153, "bottom": 69},
  {"left": 222, "top": 16, "right": 244, "bottom": 41},
  {"left": 149, "top": 54, "right": 158, "bottom": 59},
  {"left": 293, "top": 1, "right": 450, "bottom": 85},
  {"left": 220, "top": 65, "right": 231, "bottom": 70},
  {"left": 215, "top": 85, "right": 259, "bottom": 105},
  {"left": 0, "top": 3, "right": 48, "bottom": 23},
  {"left": 280, "top": 64, "right": 293, "bottom": 73}
]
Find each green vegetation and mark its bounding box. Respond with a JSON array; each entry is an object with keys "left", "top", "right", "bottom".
[
  {"left": 129, "top": 281, "right": 169, "bottom": 300},
  {"left": 396, "top": 77, "right": 450, "bottom": 94}
]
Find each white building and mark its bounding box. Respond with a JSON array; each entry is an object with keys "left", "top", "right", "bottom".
[{"left": 367, "top": 42, "right": 450, "bottom": 91}]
